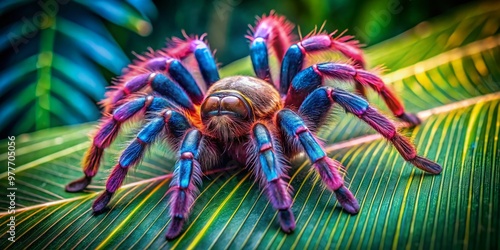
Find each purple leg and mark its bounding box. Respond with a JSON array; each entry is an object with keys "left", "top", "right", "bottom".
[
  {"left": 104, "top": 71, "right": 201, "bottom": 114},
  {"left": 248, "top": 12, "right": 295, "bottom": 85},
  {"left": 250, "top": 122, "right": 295, "bottom": 233},
  {"left": 285, "top": 62, "right": 421, "bottom": 126},
  {"left": 280, "top": 32, "right": 366, "bottom": 96},
  {"left": 300, "top": 86, "right": 442, "bottom": 174},
  {"left": 277, "top": 109, "right": 360, "bottom": 214},
  {"left": 103, "top": 35, "right": 219, "bottom": 113},
  {"left": 65, "top": 96, "right": 171, "bottom": 192},
  {"left": 92, "top": 110, "right": 192, "bottom": 213},
  {"left": 165, "top": 129, "right": 210, "bottom": 240},
  {"left": 324, "top": 87, "right": 442, "bottom": 174},
  {"left": 164, "top": 34, "right": 220, "bottom": 87}
]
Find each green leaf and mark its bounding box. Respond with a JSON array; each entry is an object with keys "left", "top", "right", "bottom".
[
  {"left": 1, "top": 3, "right": 499, "bottom": 249},
  {"left": 0, "top": 1, "right": 156, "bottom": 136}
]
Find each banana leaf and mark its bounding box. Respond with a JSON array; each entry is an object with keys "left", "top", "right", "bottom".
[{"left": 0, "top": 3, "right": 499, "bottom": 249}]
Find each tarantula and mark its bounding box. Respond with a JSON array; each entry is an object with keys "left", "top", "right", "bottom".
[{"left": 66, "top": 12, "right": 442, "bottom": 240}]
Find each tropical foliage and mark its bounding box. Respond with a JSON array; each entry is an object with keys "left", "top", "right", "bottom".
[{"left": 0, "top": 0, "right": 156, "bottom": 137}]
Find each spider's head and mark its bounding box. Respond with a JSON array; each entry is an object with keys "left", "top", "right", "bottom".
[{"left": 201, "top": 76, "right": 282, "bottom": 141}]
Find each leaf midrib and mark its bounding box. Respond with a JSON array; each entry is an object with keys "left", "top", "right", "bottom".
[
  {"left": 0, "top": 166, "right": 240, "bottom": 217},
  {"left": 380, "top": 35, "right": 500, "bottom": 83},
  {"left": 1, "top": 92, "right": 498, "bottom": 218},
  {"left": 3, "top": 33, "right": 497, "bottom": 179},
  {"left": 366, "top": 3, "right": 500, "bottom": 61},
  {"left": 1, "top": 32, "right": 499, "bottom": 220}
]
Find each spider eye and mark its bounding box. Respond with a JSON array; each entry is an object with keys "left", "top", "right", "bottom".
[
  {"left": 220, "top": 96, "right": 248, "bottom": 119},
  {"left": 200, "top": 96, "right": 220, "bottom": 117},
  {"left": 201, "top": 94, "right": 251, "bottom": 120},
  {"left": 202, "top": 96, "right": 220, "bottom": 112}
]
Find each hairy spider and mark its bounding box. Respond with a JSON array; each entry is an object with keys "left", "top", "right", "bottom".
[{"left": 66, "top": 12, "right": 442, "bottom": 240}]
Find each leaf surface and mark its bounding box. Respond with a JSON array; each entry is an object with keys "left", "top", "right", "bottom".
[{"left": 1, "top": 3, "right": 499, "bottom": 249}]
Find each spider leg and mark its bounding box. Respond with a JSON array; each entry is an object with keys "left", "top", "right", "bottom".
[
  {"left": 276, "top": 109, "right": 359, "bottom": 214},
  {"left": 250, "top": 122, "right": 295, "bottom": 233},
  {"left": 104, "top": 36, "right": 219, "bottom": 113},
  {"left": 166, "top": 129, "right": 209, "bottom": 240},
  {"left": 285, "top": 62, "right": 421, "bottom": 126},
  {"left": 106, "top": 72, "right": 200, "bottom": 113},
  {"left": 280, "top": 33, "right": 366, "bottom": 96},
  {"left": 303, "top": 87, "right": 442, "bottom": 174},
  {"left": 248, "top": 12, "right": 295, "bottom": 85},
  {"left": 65, "top": 96, "right": 172, "bottom": 192},
  {"left": 166, "top": 35, "right": 220, "bottom": 87},
  {"left": 92, "top": 110, "right": 191, "bottom": 213}
]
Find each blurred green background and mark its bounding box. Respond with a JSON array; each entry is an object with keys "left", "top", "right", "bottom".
[{"left": 0, "top": 0, "right": 482, "bottom": 138}]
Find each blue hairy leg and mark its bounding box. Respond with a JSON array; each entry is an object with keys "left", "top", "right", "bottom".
[
  {"left": 250, "top": 38, "right": 271, "bottom": 82},
  {"left": 65, "top": 96, "right": 172, "bottom": 192},
  {"left": 251, "top": 123, "right": 295, "bottom": 233},
  {"left": 285, "top": 62, "right": 421, "bottom": 126},
  {"left": 109, "top": 73, "right": 199, "bottom": 112},
  {"left": 279, "top": 44, "right": 302, "bottom": 94},
  {"left": 166, "top": 129, "right": 208, "bottom": 240},
  {"left": 276, "top": 109, "right": 359, "bottom": 214},
  {"left": 92, "top": 110, "right": 192, "bottom": 213},
  {"left": 149, "top": 73, "right": 197, "bottom": 112},
  {"left": 104, "top": 35, "right": 219, "bottom": 113},
  {"left": 297, "top": 86, "right": 334, "bottom": 132},
  {"left": 166, "top": 35, "right": 220, "bottom": 87},
  {"left": 298, "top": 86, "right": 373, "bottom": 131},
  {"left": 105, "top": 59, "right": 204, "bottom": 112},
  {"left": 249, "top": 12, "right": 295, "bottom": 85},
  {"left": 280, "top": 33, "right": 366, "bottom": 96},
  {"left": 192, "top": 41, "right": 220, "bottom": 85},
  {"left": 167, "top": 59, "right": 204, "bottom": 104}
]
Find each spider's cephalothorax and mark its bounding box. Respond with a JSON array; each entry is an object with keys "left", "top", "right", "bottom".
[
  {"left": 201, "top": 76, "right": 282, "bottom": 141},
  {"left": 66, "top": 11, "right": 442, "bottom": 240}
]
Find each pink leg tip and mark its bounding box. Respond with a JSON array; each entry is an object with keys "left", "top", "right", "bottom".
[
  {"left": 65, "top": 176, "right": 91, "bottom": 193},
  {"left": 334, "top": 186, "right": 360, "bottom": 214},
  {"left": 266, "top": 179, "right": 292, "bottom": 210},
  {"left": 410, "top": 156, "right": 442, "bottom": 174},
  {"left": 165, "top": 217, "right": 185, "bottom": 240},
  {"left": 397, "top": 112, "right": 421, "bottom": 127},
  {"left": 314, "top": 157, "right": 343, "bottom": 191},
  {"left": 278, "top": 208, "right": 296, "bottom": 233},
  {"left": 92, "top": 191, "right": 113, "bottom": 214}
]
